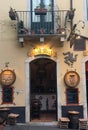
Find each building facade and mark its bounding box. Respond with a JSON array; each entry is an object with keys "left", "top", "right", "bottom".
[{"left": 0, "top": 0, "right": 88, "bottom": 125}]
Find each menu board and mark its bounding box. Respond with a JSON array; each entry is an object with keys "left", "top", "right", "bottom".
[
  {"left": 67, "top": 88, "right": 78, "bottom": 104},
  {"left": 2, "top": 87, "right": 13, "bottom": 103}
]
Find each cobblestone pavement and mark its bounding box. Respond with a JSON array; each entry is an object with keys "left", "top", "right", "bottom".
[{"left": 3, "top": 125, "right": 78, "bottom": 130}]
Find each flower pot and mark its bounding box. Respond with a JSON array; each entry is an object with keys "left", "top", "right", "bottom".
[
  {"left": 69, "top": 13, "right": 74, "bottom": 19},
  {"left": 9, "top": 8, "right": 16, "bottom": 20},
  {"left": 68, "top": 10, "right": 75, "bottom": 20}
]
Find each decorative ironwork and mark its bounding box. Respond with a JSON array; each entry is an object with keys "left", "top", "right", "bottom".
[
  {"left": 63, "top": 51, "right": 78, "bottom": 66},
  {"left": 12, "top": 10, "right": 67, "bottom": 36},
  {"left": 67, "top": 20, "right": 85, "bottom": 48}
]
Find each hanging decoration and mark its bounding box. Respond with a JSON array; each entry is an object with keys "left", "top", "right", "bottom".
[
  {"left": 0, "top": 63, "right": 16, "bottom": 86},
  {"left": 27, "top": 46, "right": 57, "bottom": 57},
  {"left": 67, "top": 20, "right": 85, "bottom": 48},
  {"left": 0, "top": 69, "right": 16, "bottom": 86},
  {"left": 63, "top": 51, "right": 78, "bottom": 66},
  {"left": 64, "top": 71, "right": 80, "bottom": 88}
]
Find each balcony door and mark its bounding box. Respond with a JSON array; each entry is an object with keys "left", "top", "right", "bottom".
[{"left": 30, "top": 0, "right": 54, "bottom": 34}]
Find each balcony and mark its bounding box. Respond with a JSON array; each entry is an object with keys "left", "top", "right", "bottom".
[{"left": 13, "top": 10, "right": 70, "bottom": 39}]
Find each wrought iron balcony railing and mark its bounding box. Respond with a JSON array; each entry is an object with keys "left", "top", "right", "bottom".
[{"left": 11, "top": 10, "right": 71, "bottom": 37}]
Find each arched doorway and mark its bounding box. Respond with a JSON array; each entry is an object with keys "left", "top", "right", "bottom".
[
  {"left": 25, "top": 56, "right": 61, "bottom": 125},
  {"left": 30, "top": 58, "right": 57, "bottom": 122}
]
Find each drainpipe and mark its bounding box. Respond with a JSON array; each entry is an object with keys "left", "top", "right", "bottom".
[
  {"left": 70, "top": 0, "right": 73, "bottom": 30},
  {"left": 70, "top": 0, "right": 73, "bottom": 10}
]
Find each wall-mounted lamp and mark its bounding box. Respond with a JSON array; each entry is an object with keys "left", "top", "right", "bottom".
[
  {"left": 76, "top": 35, "right": 81, "bottom": 39},
  {"left": 40, "top": 37, "right": 44, "bottom": 42},
  {"left": 60, "top": 37, "right": 65, "bottom": 42},
  {"left": 61, "top": 30, "right": 65, "bottom": 35}
]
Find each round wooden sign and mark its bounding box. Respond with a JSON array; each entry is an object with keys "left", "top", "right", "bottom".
[
  {"left": 0, "top": 69, "right": 16, "bottom": 86},
  {"left": 64, "top": 71, "right": 80, "bottom": 87}
]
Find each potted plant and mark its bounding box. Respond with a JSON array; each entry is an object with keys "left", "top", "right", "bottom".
[
  {"left": 67, "top": 9, "right": 76, "bottom": 20},
  {"left": 34, "top": 2, "right": 47, "bottom": 15},
  {"left": 9, "top": 7, "right": 17, "bottom": 20}
]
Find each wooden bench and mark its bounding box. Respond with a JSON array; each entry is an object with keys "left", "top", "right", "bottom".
[
  {"left": 79, "top": 118, "right": 88, "bottom": 130},
  {"left": 59, "top": 117, "right": 70, "bottom": 128}
]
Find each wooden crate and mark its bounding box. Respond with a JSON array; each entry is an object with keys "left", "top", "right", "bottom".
[
  {"left": 79, "top": 118, "right": 88, "bottom": 130},
  {"left": 59, "top": 117, "right": 70, "bottom": 129}
]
